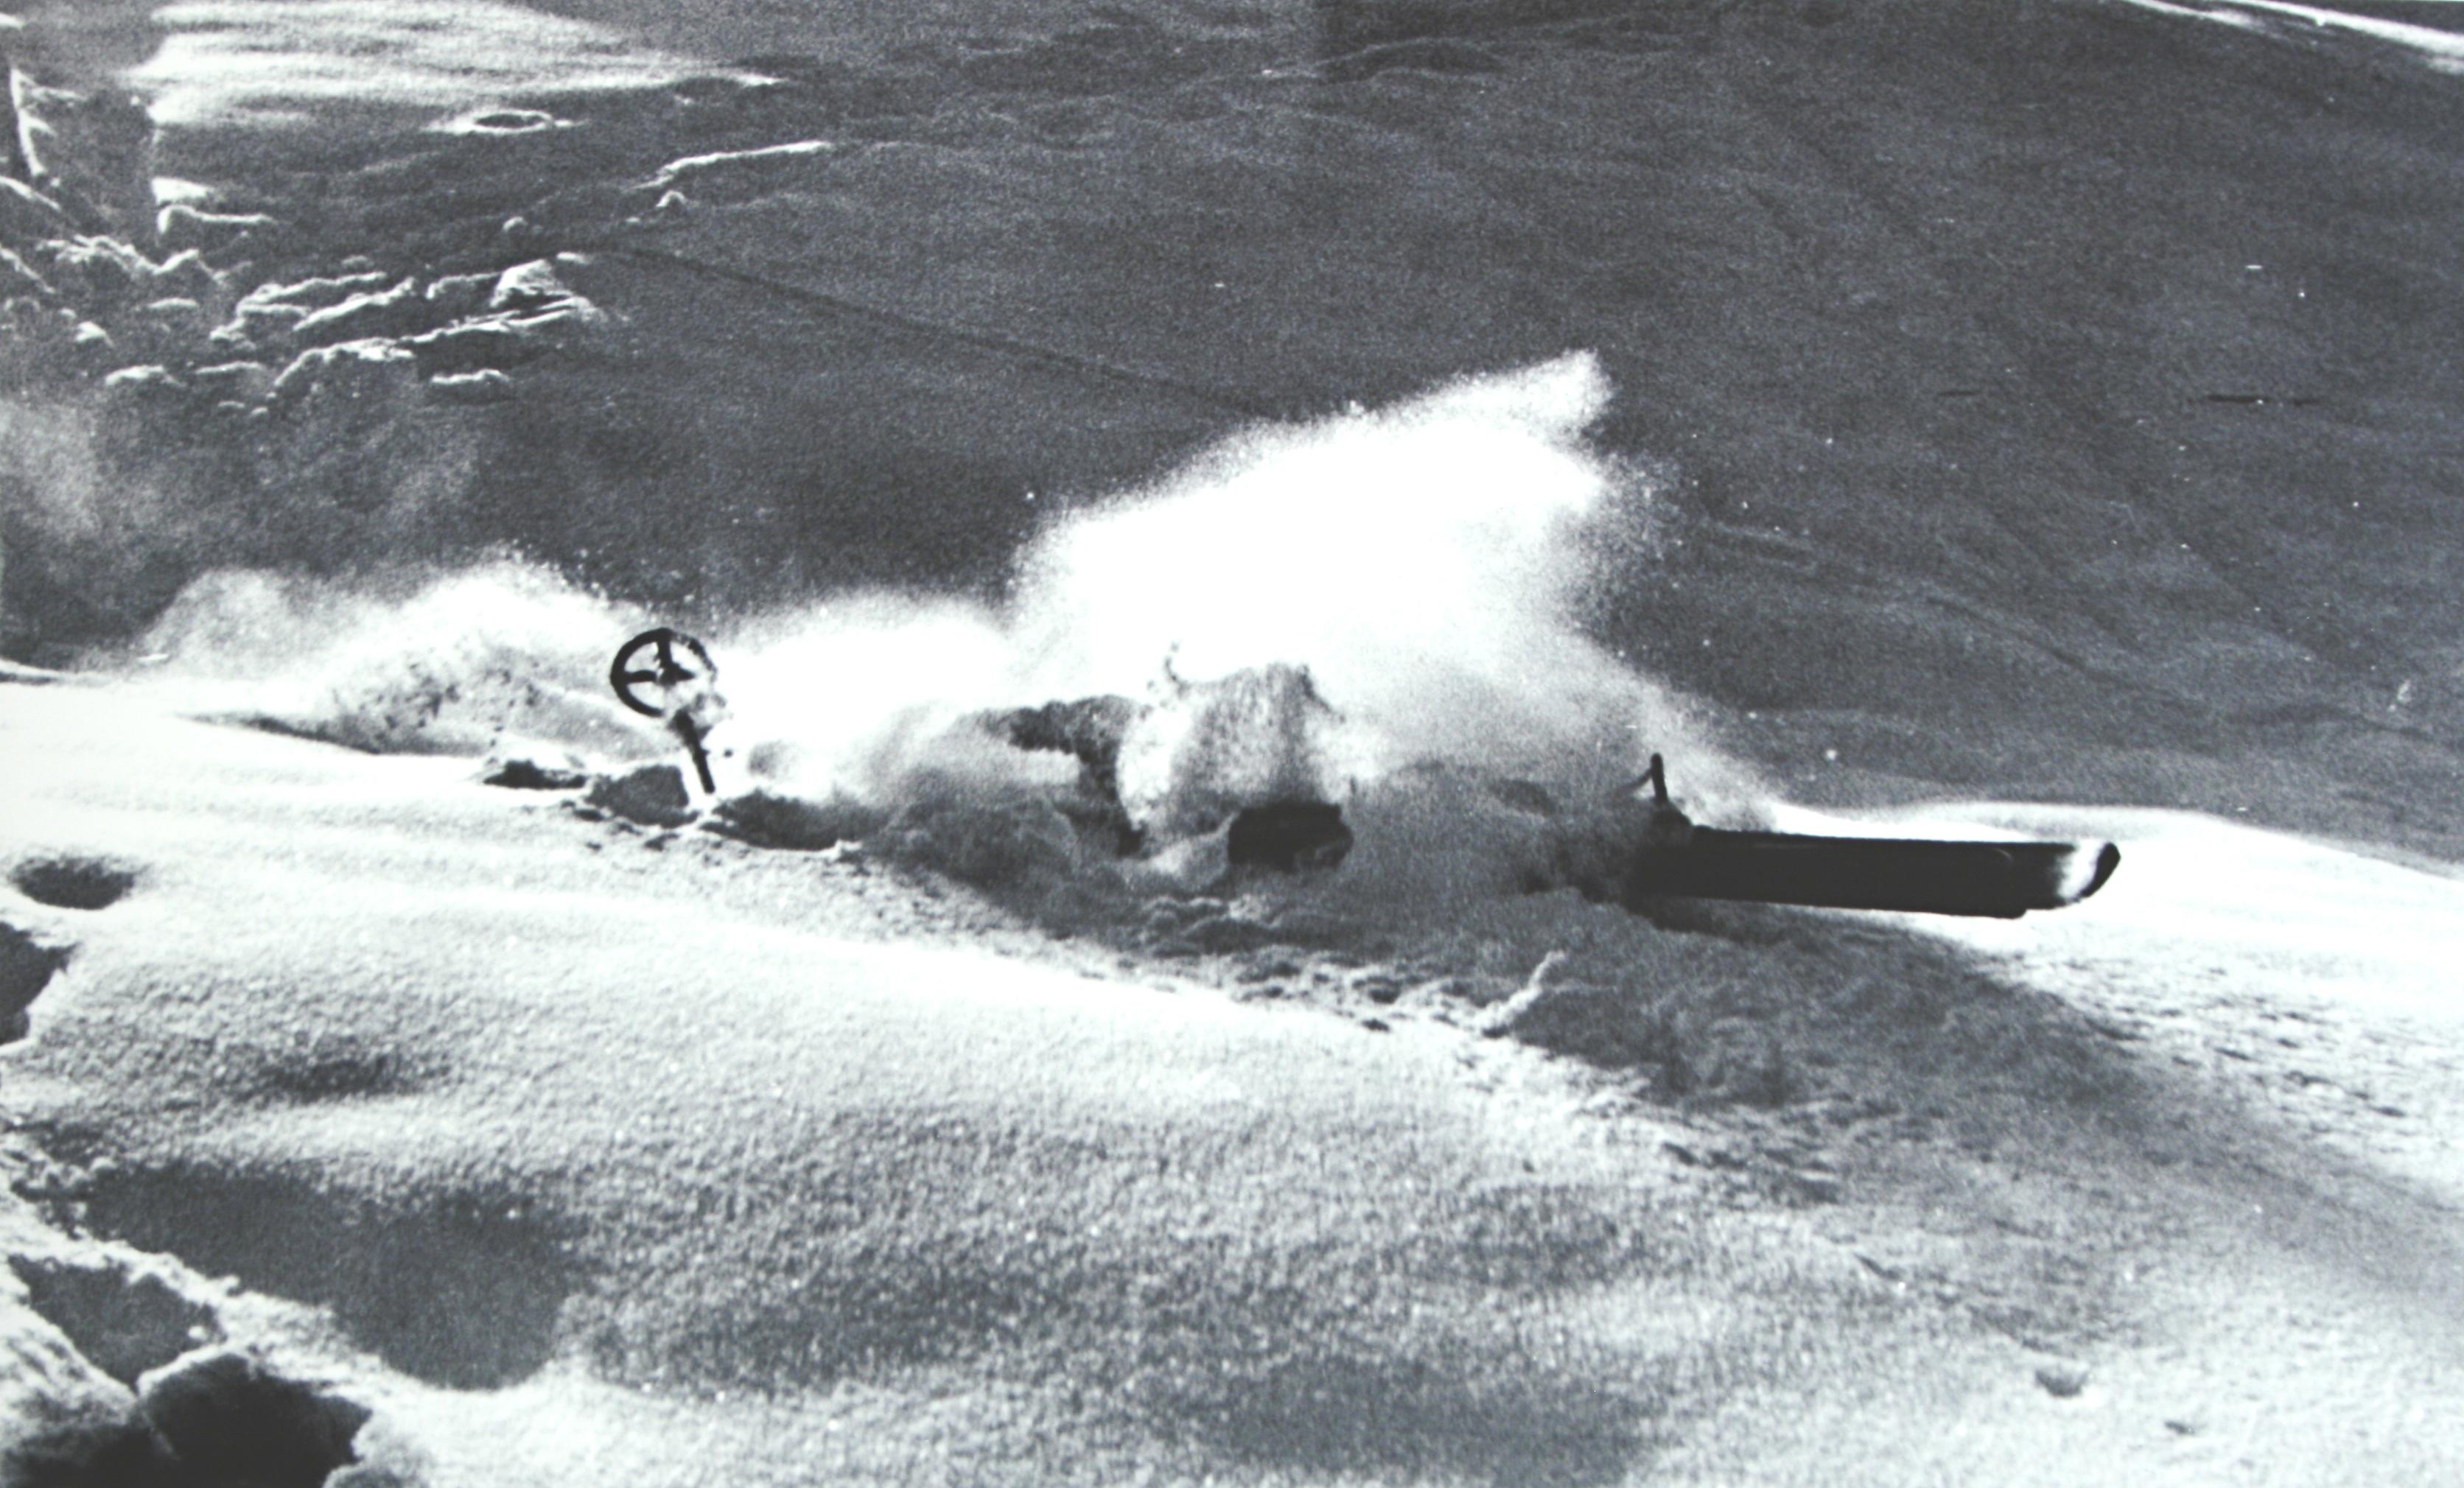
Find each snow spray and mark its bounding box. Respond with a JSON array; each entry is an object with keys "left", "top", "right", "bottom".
[{"left": 125, "top": 354, "right": 1761, "bottom": 830}]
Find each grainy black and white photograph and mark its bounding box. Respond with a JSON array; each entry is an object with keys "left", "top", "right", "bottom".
[{"left": 0, "top": 0, "right": 2458, "bottom": 1482}]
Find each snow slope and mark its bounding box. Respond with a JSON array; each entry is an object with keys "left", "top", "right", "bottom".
[
  {"left": 5, "top": 650, "right": 2463, "bottom": 1484},
  {"left": 0, "top": 0, "right": 2459, "bottom": 1481}
]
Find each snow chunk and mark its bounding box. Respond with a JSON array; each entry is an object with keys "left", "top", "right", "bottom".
[
  {"left": 708, "top": 788, "right": 884, "bottom": 849},
  {"left": 156, "top": 203, "right": 274, "bottom": 255},
  {"left": 7, "top": 1254, "right": 221, "bottom": 1386},
  {"left": 136, "top": 1350, "right": 371, "bottom": 1486},
  {"left": 1480, "top": 954, "right": 1670, "bottom": 1066},
  {"left": 1115, "top": 663, "right": 1351, "bottom": 841},
  {"left": 489, "top": 259, "right": 574, "bottom": 312},
  {"left": 422, "top": 271, "right": 495, "bottom": 318},
  {"left": 0, "top": 175, "right": 78, "bottom": 245},
  {"left": 267, "top": 338, "right": 419, "bottom": 404},
  {"left": 190, "top": 360, "right": 272, "bottom": 401},
  {"left": 426, "top": 368, "right": 516, "bottom": 405},
  {"left": 1, "top": 921, "right": 71, "bottom": 1043},
  {"left": 101, "top": 364, "right": 184, "bottom": 394},
  {"left": 237, "top": 271, "right": 391, "bottom": 313},
  {"left": 291, "top": 278, "right": 433, "bottom": 347},
  {"left": 638, "top": 138, "right": 834, "bottom": 194},
  {"left": 587, "top": 763, "right": 696, "bottom": 826}
]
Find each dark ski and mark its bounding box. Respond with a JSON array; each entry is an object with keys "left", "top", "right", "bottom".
[{"left": 1625, "top": 757, "right": 2119, "bottom": 919}]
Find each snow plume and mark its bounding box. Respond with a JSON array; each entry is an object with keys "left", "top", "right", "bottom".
[
  {"left": 0, "top": 399, "right": 153, "bottom": 648},
  {"left": 1007, "top": 352, "right": 1731, "bottom": 803},
  {"left": 713, "top": 351, "right": 1757, "bottom": 833},
  {"left": 127, "top": 354, "right": 1760, "bottom": 833},
  {"left": 0, "top": 375, "right": 488, "bottom": 654},
  {"left": 130, "top": 559, "right": 657, "bottom": 761},
  {"left": 710, "top": 593, "right": 1025, "bottom": 803}
]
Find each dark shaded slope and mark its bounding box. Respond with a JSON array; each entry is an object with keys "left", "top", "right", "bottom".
[{"left": 1606, "top": 1, "right": 2464, "bottom": 839}]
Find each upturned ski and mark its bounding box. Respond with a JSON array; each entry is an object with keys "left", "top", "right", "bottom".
[{"left": 1624, "top": 757, "right": 2119, "bottom": 919}]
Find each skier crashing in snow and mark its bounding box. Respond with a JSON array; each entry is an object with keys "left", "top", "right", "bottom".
[{"left": 606, "top": 628, "right": 2116, "bottom": 920}]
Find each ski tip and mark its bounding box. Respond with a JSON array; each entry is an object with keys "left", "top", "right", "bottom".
[{"left": 2061, "top": 840, "right": 2122, "bottom": 905}]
